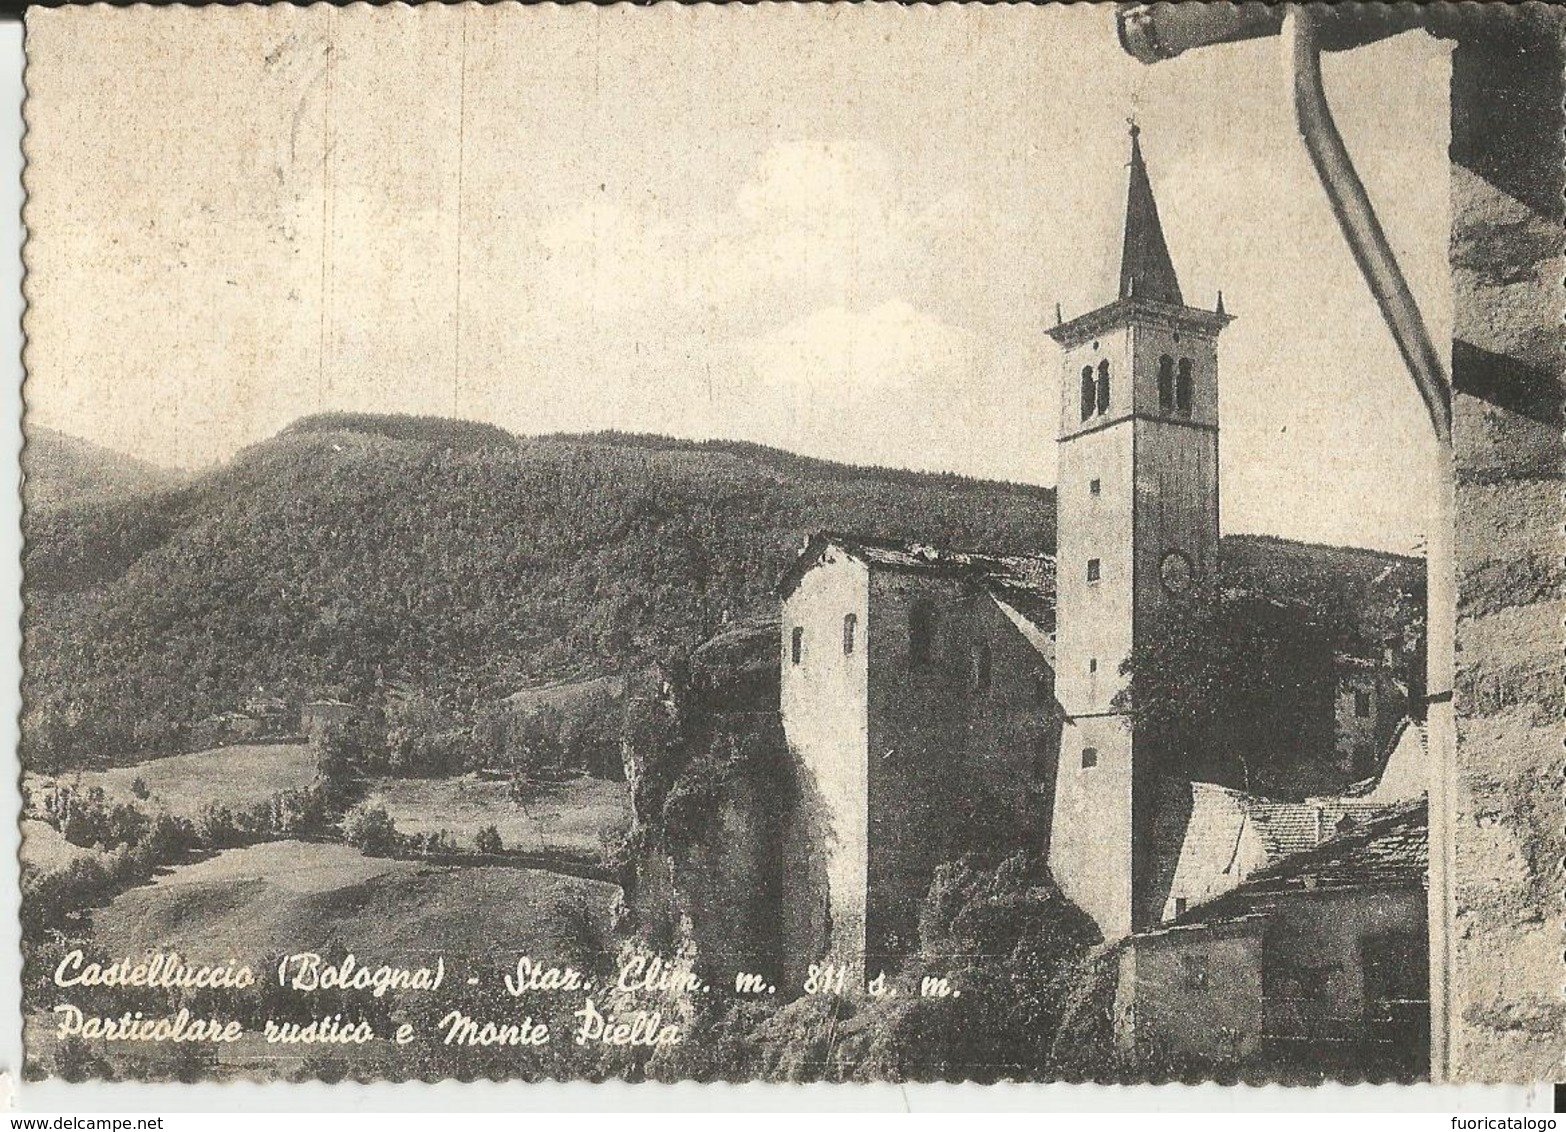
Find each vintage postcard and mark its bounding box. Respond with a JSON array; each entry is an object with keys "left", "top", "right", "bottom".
[{"left": 15, "top": 1, "right": 1563, "bottom": 1090}]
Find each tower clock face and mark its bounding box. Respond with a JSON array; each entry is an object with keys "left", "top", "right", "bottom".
[{"left": 1159, "top": 550, "right": 1194, "bottom": 595}]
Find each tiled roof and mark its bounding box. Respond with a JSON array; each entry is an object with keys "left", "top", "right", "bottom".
[
  {"left": 1143, "top": 779, "right": 1413, "bottom": 925},
  {"left": 782, "top": 531, "right": 1055, "bottom": 630},
  {"left": 1240, "top": 797, "right": 1401, "bottom": 859},
  {"left": 1167, "top": 798, "right": 1427, "bottom": 927}
]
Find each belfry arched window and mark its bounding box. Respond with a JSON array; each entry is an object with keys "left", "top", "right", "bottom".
[
  {"left": 842, "top": 613, "right": 857, "bottom": 656},
  {"left": 1176, "top": 358, "right": 1194, "bottom": 415},
  {"left": 1080, "top": 366, "right": 1095, "bottom": 422},
  {"left": 1158, "top": 355, "right": 1175, "bottom": 411},
  {"left": 1096, "top": 360, "right": 1110, "bottom": 416}
]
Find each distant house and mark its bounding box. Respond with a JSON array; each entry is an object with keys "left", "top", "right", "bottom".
[
  {"left": 301, "top": 699, "right": 354, "bottom": 736},
  {"left": 1333, "top": 652, "right": 1409, "bottom": 779},
  {"left": 241, "top": 692, "right": 292, "bottom": 734},
  {"left": 190, "top": 711, "right": 264, "bottom": 749},
  {"left": 1116, "top": 799, "right": 1428, "bottom": 1078}
]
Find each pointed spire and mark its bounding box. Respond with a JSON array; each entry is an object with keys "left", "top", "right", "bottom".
[
  {"left": 1216, "top": 290, "right": 1225, "bottom": 316},
  {"left": 1119, "top": 122, "right": 1184, "bottom": 307}
]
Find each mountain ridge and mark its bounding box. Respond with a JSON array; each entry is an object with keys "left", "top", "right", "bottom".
[
  {"left": 22, "top": 413, "right": 1423, "bottom": 774},
  {"left": 22, "top": 414, "right": 1057, "bottom": 768},
  {"left": 23, "top": 426, "right": 185, "bottom": 509}
]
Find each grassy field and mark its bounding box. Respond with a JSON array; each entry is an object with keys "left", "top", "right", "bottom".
[
  {"left": 28, "top": 840, "right": 623, "bottom": 1080},
  {"left": 363, "top": 774, "right": 630, "bottom": 859},
  {"left": 29, "top": 742, "right": 317, "bottom": 819},
  {"left": 88, "top": 839, "right": 620, "bottom": 964},
  {"left": 19, "top": 819, "right": 102, "bottom": 877}
]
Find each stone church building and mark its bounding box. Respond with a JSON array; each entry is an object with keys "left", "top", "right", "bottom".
[{"left": 774, "top": 128, "right": 1429, "bottom": 1063}]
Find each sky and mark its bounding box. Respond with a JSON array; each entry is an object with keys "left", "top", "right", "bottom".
[{"left": 24, "top": 4, "right": 1451, "bottom": 553}]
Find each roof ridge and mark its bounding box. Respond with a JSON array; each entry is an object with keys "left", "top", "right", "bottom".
[
  {"left": 1156, "top": 798, "right": 1427, "bottom": 930},
  {"left": 814, "top": 529, "right": 1055, "bottom": 564}
]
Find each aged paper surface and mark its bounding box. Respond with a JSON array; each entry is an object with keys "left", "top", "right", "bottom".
[{"left": 16, "top": 1, "right": 1563, "bottom": 1088}]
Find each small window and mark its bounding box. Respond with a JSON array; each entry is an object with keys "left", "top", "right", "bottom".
[
  {"left": 1158, "top": 355, "right": 1175, "bottom": 411},
  {"left": 1173, "top": 896, "right": 1188, "bottom": 918},
  {"left": 1086, "top": 558, "right": 1101, "bottom": 583},
  {"left": 1080, "top": 366, "right": 1095, "bottom": 422},
  {"left": 791, "top": 627, "right": 804, "bottom": 666},
  {"left": 1088, "top": 658, "right": 1097, "bottom": 674},
  {"left": 1089, "top": 477, "right": 1101, "bottom": 496},
  {"left": 1081, "top": 746, "right": 1098, "bottom": 769},
  {"left": 1096, "top": 360, "right": 1110, "bottom": 416},
  {"left": 1354, "top": 690, "right": 1372, "bottom": 718},
  {"left": 1176, "top": 358, "right": 1194, "bottom": 415},
  {"left": 909, "top": 600, "right": 936, "bottom": 667},
  {"left": 842, "top": 613, "right": 857, "bottom": 656},
  {"left": 973, "top": 641, "right": 992, "bottom": 691}
]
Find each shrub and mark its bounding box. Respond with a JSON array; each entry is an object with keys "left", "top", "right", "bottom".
[
  {"left": 141, "top": 812, "right": 195, "bottom": 860},
  {"left": 342, "top": 804, "right": 399, "bottom": 857},
  {"left": 21, "top": 784, "right": 322, "bottom": 942},
  {"left": 649, "top": 851, "right": 1101, "bottom": 1084},
  {"left": 195, "top": 802, "right": 241, "bottom": 849},
  {"left": 313, "top": 725, "right": 360, "bottom": 802},
  {"left": 130, "top": 776, "right": 151, "bottom": 801},
  {"left": 405, "top": 829, "right": 458, "bottom": 856},
  {"left": 51, "top": 787, "right": 148, "bottom": 852}
]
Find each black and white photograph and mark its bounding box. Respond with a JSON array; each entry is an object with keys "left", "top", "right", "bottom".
[{"left": 13, "top": 0, "right": 1562, "bottom": 1093}]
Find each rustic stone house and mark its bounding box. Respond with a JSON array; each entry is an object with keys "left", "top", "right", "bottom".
[
  {"left": 300, "top": 698, "right": 354, "bottom": 736},
  {"left": 1117, "top": 800, "right": 1428, "bottom": 1079}
]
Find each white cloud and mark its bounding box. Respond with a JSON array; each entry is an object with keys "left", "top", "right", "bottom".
[
  {"left": 532, "top": 140, "right": 967, "bottom": 337},
  {"left": 737, "top": 299, "right": 974, "bottom": 395},
  {"left": 703, "top": 300, "right": 990, "bottom": 471}
]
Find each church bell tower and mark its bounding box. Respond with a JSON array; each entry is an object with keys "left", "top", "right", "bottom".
[{"left": 1046, "top": 125, "right": 1233, "bottom": 938}]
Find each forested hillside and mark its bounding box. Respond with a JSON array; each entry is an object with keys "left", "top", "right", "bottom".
[
  {"left": 23, "top": 426, "right": 183, "bottom": 509},
  {"left": 23, "top": 414, "right": 1055, "bottom": 768}
]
